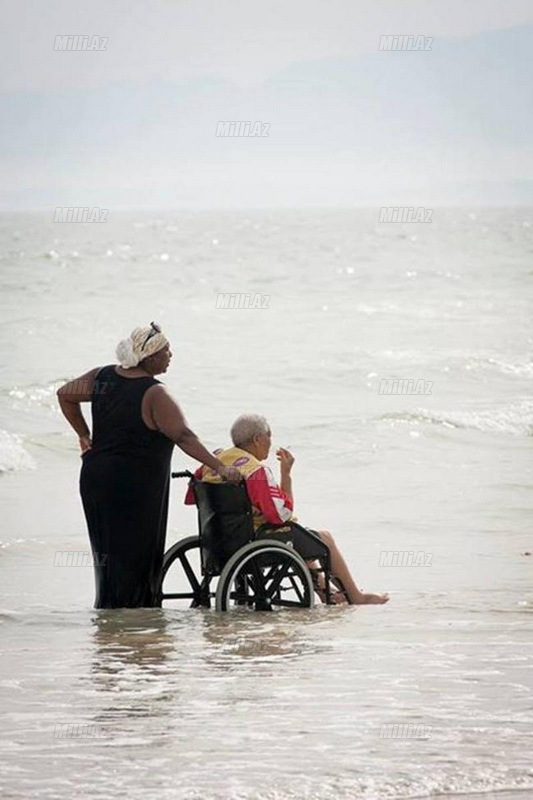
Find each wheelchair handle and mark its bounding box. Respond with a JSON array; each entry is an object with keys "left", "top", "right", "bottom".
[{"left": 171, "top": 470, "right": 194, "bottom": 479}]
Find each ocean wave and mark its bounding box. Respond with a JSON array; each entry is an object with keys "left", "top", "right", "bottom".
[
  {"left": 353, "top": 301, "right": 440, "bottom": 319},
  {"left": 362, "top": 350, "right": 533, "bottom": 380},
  {"left": 167, "top": 770, "right": 533, "bottom": 800},
  {"left": 0, "top": 609, "right": 25, "bottom": 624},
  {"left": 0, "top": 536, "right": 47, "bottom": 552},
  {"left": 462, "top": 355, "right": 533, "bottom": 378},
  {"left": 0, "top": 429, "right": 36, "bottom": 473},
  {"left": 6, "top": 379, "right": 66, "bottom": 413},
  {"left": 377, "top": 402, "right": 533, "bottom": 436}
]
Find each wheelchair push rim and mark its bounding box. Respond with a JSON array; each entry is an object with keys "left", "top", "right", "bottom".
[{"left": 215, "top": 540, "right": 315, "bottom": 612}]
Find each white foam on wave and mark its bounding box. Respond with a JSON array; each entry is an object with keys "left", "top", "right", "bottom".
[
  {"left": 8, "top": 379, "right": 65, "bottom": 413},
  {"left": 176, "top": 769, "right": 533, "bottom": 799},
  {"left": 353, "top": 301, "right": 438, "bottom": 319},
  {"left": 0, "top": 429, "right": 36, "bottom": 473},
  {"left": 378, "top": 401, "right": 533, "bottom": 437},
  {"left": 463, "top": 355, "right": 533, "bottom": 378}
]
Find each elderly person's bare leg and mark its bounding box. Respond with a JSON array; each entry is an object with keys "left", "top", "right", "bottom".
[{"left": 312, "top": 530, "right": 389, "bottom": 605}]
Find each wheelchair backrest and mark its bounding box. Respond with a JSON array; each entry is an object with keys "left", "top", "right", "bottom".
[{"left": 193, "top": 480, "right": 255, "bottom": 576}]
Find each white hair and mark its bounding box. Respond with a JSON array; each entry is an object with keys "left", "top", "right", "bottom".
[{"left": 230, "top": 414, "right": 270, "bottom": 447}]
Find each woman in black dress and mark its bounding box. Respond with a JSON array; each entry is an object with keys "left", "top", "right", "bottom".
[{"left": 57, "top": 322, "right": 238, "bottom": 609}]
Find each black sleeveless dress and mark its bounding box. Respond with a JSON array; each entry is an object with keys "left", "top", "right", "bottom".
[{"left": 79, "top": 365, "right": 174, "bottom": 608}]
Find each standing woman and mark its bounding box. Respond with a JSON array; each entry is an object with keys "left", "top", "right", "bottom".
[{"left": 57, "top": 322, "right": 237, "bottom": 609}]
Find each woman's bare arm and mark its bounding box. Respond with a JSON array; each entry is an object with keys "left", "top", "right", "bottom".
[
  {"left": 148, "top": 385, "right": 234, "bottom": 475},
  {"left": 57, "top": 368, "right": 99, "bottom": 447}
]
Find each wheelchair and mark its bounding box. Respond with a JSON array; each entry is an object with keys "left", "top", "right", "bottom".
[{"left": 158, "top": 471, "right": 349, "bottom": 611}]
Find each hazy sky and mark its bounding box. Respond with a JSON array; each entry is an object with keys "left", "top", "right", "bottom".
[{"left": 1, "top": 0, "right": 532, "bottom": 208}]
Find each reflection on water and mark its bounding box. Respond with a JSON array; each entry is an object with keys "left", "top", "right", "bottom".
[
  {"left": 1, "top": 598, "right": 532, "bottom": 799},
  {"left": 89, "top": 606, "right": 339, "bottom": 679},
  {"left": 90, "top": 608, "right": 175, "bottom": 674},
  {"left": 81, "top": 607, "right": 342, "bottom": 747},
  {"left": 87, "top": 608, "right": 177, "bottom": 730},
  {"left": 198, "top": 609, "right": 333, "bottom": 668}
]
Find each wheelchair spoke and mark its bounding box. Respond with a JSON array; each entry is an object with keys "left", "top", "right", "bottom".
[
  {"left": 230, "top": 574, "right": 252, "bottom": 606},
  {"left": 179, "top": 552, "right": 201, "bottom": 594},
  {"left": 190, "top": 575, "right": 211, "bottom": 608},
  {"left": 215, "top": 542, "right": 315, "bottom": 612},
  {"left": 248, "top": 560, "right": 269, "bottom": 601},
  {"left": 248, "top": 558, "right": 311, "bottom": 608},
  {"left": 263, "top": 561, "right": 292, "bottom": 599},
  {"left": 287, "top": 573, "right": 305, "bottom": 604},
  {"left": 161, "top": 536, "right": 209, "bottom": 608}
]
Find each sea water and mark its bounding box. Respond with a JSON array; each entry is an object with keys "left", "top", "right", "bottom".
[{"left": 1, "top": 209, "right": 532, "bottom": 799}]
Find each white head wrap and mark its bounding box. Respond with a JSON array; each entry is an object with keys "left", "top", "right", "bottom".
[{"left": 116, "top": 324, "right": 169, "bottom": 369}]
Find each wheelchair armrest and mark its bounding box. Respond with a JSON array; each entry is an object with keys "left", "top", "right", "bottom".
[
  {"left": 254, "top": 521, "right": 330, "bottom": 562},
  {"left": 255, "top": 522, "right": 293, "bottom": 536}
]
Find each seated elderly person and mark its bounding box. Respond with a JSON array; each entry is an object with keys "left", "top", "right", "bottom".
[{"left": 185, "top": 414, "right": 389, "bottom": 605}]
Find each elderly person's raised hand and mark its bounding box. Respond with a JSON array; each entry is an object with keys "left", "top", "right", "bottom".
[{"left": 276, "top": 447, "right": 294, "bottom": 473}]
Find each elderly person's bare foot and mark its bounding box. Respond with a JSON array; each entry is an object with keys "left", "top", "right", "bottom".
[
  {"left": 330, "top": 591, "right": 349, "bottom": 605},
  {"left": 308, "top": 556, "right": 389, "bottom": 606},
  {"left": 320, "top": 589, "right": 389, "bottom": 606},
  {"left": 357, "top": 592, "right": 390, "bottom": 605}
]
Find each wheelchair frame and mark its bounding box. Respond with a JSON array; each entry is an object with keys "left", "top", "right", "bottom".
[{"left": 158, "top": 471, "right": 348, "bottom": 611}]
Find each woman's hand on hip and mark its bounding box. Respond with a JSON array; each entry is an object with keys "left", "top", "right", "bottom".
[{"left": 79, "top": 435, "right": 92, "bottom": 455}]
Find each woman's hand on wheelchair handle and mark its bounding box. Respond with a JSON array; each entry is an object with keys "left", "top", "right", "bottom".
[{"left": 217, "top": 464, "right": 243, "bottom": 484}]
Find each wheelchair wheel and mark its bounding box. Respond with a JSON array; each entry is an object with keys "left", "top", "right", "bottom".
[
  {"left": 215, "top": 540, "right": 315, "bottom": 612},
  {"left": 160, "top": 536, "right": 211, "bottom": 608}
]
